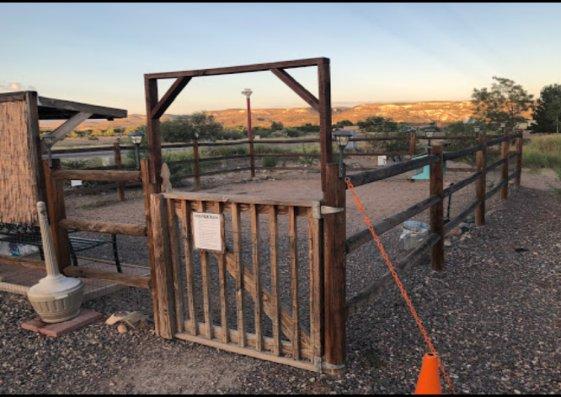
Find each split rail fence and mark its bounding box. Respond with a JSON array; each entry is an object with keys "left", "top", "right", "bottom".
[{"left": 344, "top": 132, "right": 523, "bottom": 313}]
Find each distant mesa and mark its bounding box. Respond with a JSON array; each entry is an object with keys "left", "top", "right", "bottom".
[{"left": 40, "top": 100, "right": 475, "bottom": 132}]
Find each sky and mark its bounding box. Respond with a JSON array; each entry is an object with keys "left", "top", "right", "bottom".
[{"left": 1, "top": 3, "right": 561, "bottom": 114}]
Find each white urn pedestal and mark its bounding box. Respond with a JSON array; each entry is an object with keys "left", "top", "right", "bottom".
[{"left": 27, "top": 202, "right": 84, "bottom": 323}]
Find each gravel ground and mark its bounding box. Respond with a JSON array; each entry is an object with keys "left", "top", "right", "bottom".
[{"left": 1, "top": 168, "right": 560, "bottom": 394}]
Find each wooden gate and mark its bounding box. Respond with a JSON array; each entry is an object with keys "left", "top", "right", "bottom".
[{"left": 149, "top": 191, "right": 324, "bottom": 372}]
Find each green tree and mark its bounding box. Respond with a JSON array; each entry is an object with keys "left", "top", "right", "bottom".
[
  {"left": 270, "top": 121, "right": 284, "bottom": 131},
  {"left": 357, "top": 116, "right": 398, "bottom": 132},
  {"left": 471, "top": 76, "right": 534, "bottom": 131},
  {"left": 161, "top": 112, "right": 224, "bottom": 142},
  {"left": 334, "top": 119, "right": 353, "bottom": 128},
  {"left": 532, "top": 84, "right": 561, "bottom": 133}
]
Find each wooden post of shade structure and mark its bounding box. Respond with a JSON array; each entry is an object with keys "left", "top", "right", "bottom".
[
  {"left": 501, "top": 139, "right": 509, "bottom": 200},
  {"left": 475, "top": 134, "right": 487, "bottom": 226},
  {"left": 515, "top": 135, "right": 523, "bottom": 187},
  {"left": 113, "top": 141, "right": 125, "bottom": 201},
  {"left": 42, "top": 159, "right": 71, "bottom": 271},
  {"left": 193, "top": 136, "right": 201, "bottom": 191},
  {"left": 322, "top": 163, "right": 346, "bottom": 373},
  {"left": 409, "top": 131, "right": 417, "bottom": 157},
  {"left": 429, "top": 145, "right": 444, "bottom": 271}
]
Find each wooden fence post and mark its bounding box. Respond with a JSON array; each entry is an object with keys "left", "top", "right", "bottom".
[
  {"left": 323, "top": 163, "right": 346, "bottom": 373},
  {"left": 149, "top": 193, "right": 177, "bottom": 339},
  {"left": 193, "top": 136, "right": 201, "bottom": 191},
  {"left": 475, "top": 135, "right": 487, "bottom": 226},
  {"left": 409, "top": 131, "right": 417, "bottom": 157},
  {"left": 140, "top": 159, "right": 162, "bottom": 335},
  {"left": 429, "top": 145, "right": 444, "bottom": 271},
  {"left": 42, "top": 159, "right": 71, "bottom": 271},
  {"left": 501, "top": 139, "right": 509, "bottom": 200},
  {"left": 113, "top": 141, "right": 125, "bottom": 201},
  {"left": 515, "top": 135, "right": 523, "bottom": 187}
]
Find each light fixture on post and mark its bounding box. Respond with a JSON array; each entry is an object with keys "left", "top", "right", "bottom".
[
  {"left": 426, "top": 129, "right": 435, "bottom": 152},
  {"left": 129, "top": 130, "right": 144, "bottom": 170},
  {"left": 333, "top": 129, "right": 352, "bottom": 178}
]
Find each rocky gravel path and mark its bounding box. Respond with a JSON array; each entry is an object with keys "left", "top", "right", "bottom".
[{"left": 1, "top": 174, "right": 560, "bottom": 394}]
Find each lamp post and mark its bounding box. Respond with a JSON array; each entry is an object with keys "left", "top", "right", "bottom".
[
  {"left": 129, "top": 130, "right": 144, "bottom": 170},
  {"left": 242, "top": 88, "right": 255, "bottom": 177},
  {"left": 333, "top": 129, "right": 352, "bottom": 178},
  {"left": 426, "top": 129, "right": 434, "bottom": 152}
]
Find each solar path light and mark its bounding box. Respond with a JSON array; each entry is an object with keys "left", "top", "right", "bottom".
[
  {"left": 129, "top": 129, "right": 144, "bottom": 170},
  {"left": 333, "top": 129, "right": 353, "bottom": 178}
]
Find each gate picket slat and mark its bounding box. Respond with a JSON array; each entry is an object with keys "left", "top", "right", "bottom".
[
  {"left": 250, "top": 204, "right": 263, "bottom": 351},
  {"left": 231, "top": 202, "right": 246, "bottom": 347},
  {"left": 308, "top": 205, "right": 322, "bottom": 361},
  {"left": 198, "top": 200, "right": 213, "bottom": 339},
  {"left": 269, "top": 205, "right": 281, "bottom": 356},
  {"left": 215, "top": 202, "right": 229, "bottom": 344},
  {"left": 288, "top": 206, "right": 300, "bottom": 360},
  {"left": 179, "top": 200, "right": 197, "bottom": 335},
  {"left": 167, "top": 198, "right": 185, "bottom": 332}
]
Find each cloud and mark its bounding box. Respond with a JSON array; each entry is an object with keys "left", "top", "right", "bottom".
[{"left": 0, "top": 82, "right": 36, "bottom": 92}]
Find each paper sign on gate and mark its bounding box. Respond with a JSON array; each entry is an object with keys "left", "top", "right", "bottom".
[{"left": 192, "top": 212, "right": 224, "bottom": 252}]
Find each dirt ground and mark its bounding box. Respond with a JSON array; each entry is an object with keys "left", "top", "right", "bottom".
[{"left": 1, "top": 166, "right": 560, "bottom": 394}]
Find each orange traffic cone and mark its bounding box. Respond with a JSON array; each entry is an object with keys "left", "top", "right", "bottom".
[{"left": 414, "top": 353, "right": 442, "bottom": 395}]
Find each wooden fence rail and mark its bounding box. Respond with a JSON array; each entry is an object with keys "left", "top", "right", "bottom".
[{"left": 345, "top": 132, "right": 523, "bottom": 306}]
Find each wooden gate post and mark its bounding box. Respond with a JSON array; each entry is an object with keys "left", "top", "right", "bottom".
[
  {"left": 42, "top": 159, "right": 71, "bottom": 271},
  {"left": 429, "top": 145, "right": 444, "bottom": 271},
  {"left": 475, "top": 135, "right": 487, "bottom": 226},
  {"left": 501, "top": 139, "right": 510, "bottom": 200},
  {"left": 515, "top": 135, "right": 523, "bottom": 187},
  {"left": 193, "top": 136, "right": 201, "bottom": 191},
  {"left": 409, "top": 131, "right": 417, "bottom": 157},
  {"left": 140, "top": 159, "right": 162, "bottom": 334},
  {"left": 322, "top": 163, "right": 346, "bottom": 373},
  {"left": 149, "top": 193, "right": 177, "bottom": 339},
  {"left": 113, "top": 141, "right": 125, "bottom": 201}
]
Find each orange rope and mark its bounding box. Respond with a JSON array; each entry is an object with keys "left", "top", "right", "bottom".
[{"left": 345, "top": 177, "right": 455, "bottom": 393}]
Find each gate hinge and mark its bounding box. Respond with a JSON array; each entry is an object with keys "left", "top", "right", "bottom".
[
  {"left": 321, "top": 205, "right": 344, "bottom": 215},
  {"left": 312, "top": 203, "right": 344, "bottom": 219}
]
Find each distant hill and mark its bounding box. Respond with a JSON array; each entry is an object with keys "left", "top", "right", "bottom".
[{"left": 40, "top": 100, "right": 475, "bottom": 132}]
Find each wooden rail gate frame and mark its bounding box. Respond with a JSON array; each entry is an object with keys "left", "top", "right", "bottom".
[
  {"left": 144, "top": 58, "right": 347, "bottom": 373},
  {"left": 15, "top": 57, "right": 524, "bottom": 375}
]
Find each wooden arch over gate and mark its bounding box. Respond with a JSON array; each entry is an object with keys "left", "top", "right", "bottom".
[{"left": 143, "top": 58, "right": 347, "bottom": 373}]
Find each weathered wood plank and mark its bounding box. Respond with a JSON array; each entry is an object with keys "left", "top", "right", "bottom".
[
  {"left": 149, "top": 194, "right": 177, "bottom": 339},
  {"left": 271, "top": 68, "right": 319, "bottom": 111},
  {"left": 145, "top": 57, "right": 325, "bottom": 79},
  {"left": 231, "top": 202, "right": 245, "bottom": 347},
  {"left": 250, "top": 204, "right": 263, "bottom": 351},
  {"left": 268, "top": 205, "right": 281, "bottom": 356},
  {"left": 178, "top": 200, "right": 197, "bottom": 335},
  {"left": 347, "top": 155, "right": 435, "bottom": 187},
  {"left": 288, "top": 206, "right": 300, "bottom": 360},
  {"left": 167, "top": 198, "right": 185, "bottom": 332}
]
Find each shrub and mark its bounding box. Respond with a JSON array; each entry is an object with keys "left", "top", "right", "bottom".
[{"left": 262, "top": 156, "right": 278, "bottom": 168}]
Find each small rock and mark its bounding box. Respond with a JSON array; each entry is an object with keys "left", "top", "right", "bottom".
[{"left": 117, "top": 324, "right": 127, "bottom": 334}]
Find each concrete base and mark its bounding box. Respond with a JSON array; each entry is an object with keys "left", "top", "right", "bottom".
[{"left": 21, "top": 309, "right": 103, "bottom": 337}]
